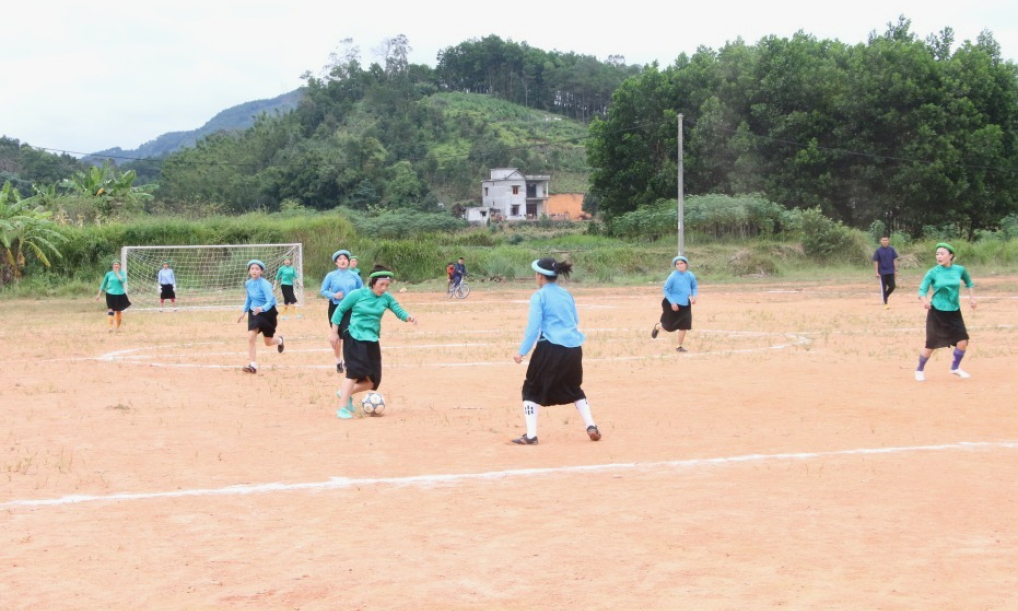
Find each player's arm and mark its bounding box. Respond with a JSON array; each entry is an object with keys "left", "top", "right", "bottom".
[
  {"left": 238, "top": 295, "right": 250, "bottom": 323},
  {"left": 516, "top": 293, "right": 542, "bottom": 361}
]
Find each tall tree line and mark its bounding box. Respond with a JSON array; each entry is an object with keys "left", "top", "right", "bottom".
[
  {"left": 587, "top": 18, "right": 1018, "bottom": 236},
  {"left": 435, "top": 35, "right": 641, "bottom": 122}
]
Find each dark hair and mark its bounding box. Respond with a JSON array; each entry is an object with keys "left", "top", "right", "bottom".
[
  {"left": 535, "top": 257, "right": 573, "bottom": 280},
  {"left": 368, "top": 264, "right": 392, "bottom": 287}
]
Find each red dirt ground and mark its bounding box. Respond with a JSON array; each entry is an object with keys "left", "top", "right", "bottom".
[{"left": 2, "top": 275, "right": 1016, "bottom": 610}]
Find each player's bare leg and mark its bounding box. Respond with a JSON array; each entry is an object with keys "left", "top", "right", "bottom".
[{"left": 336, "top": 377, "right": 373, "bottom": 419}]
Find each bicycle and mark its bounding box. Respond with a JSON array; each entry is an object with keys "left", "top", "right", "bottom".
[{"left": 447, "top": 276, "right": 471, "bottom": 299}]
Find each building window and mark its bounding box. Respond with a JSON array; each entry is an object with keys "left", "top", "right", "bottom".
[
  {"left": 512, "top": 186, "right": 519, "bottom": 195},
  {"left": 511, "top": 205, "right": 519, "bottom": 216},
  {"left": 484, "top": 187, "right": 488, "bottom": 196}
]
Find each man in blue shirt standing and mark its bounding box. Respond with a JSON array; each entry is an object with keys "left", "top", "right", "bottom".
[{"left": 872, "top": 236, "right": 899, "bottom": 309}]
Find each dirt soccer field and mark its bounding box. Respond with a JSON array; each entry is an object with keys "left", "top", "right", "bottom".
[{"left": 2, "top": 275, "right": 1017, "bottom": 610}]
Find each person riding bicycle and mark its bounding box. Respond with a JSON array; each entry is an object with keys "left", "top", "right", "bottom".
[{"left": 453, "top": 257, "right": 467, "bottom": 287}]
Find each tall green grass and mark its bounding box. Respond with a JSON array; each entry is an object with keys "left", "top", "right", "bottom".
[{"left": 5, "top": 208, "right": 1018, "bottom": 299}]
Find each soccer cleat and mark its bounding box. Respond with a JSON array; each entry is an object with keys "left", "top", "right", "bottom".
[
  {"left": 884, "top": 304, "right": 890, "bottom": 310},
  {"left": 676, "top": 346, "right": 688, "bottom": 353},
  {"left": 586, "top": 425, "right": 601, "bottom": 441},
  {"left": 651, "top": 323, "right": 660, "bottom": 339},
  {"left": 277, "top": 336, "right": 285, "bottom": 353},
  {"left": 242, "top": 365, "right": 257, "bottom": 374},
  {"left": 511, "top": 433, "right": 538, "bottom": 445},
  {"left": 914, "top": 370, "right": 925, "bottom": 382},
  {"left": 337, "top": 407, "right": 354, "bottom": 419},
  {"left": 950, "top": 368, "right": 971, "bottom": 379}
]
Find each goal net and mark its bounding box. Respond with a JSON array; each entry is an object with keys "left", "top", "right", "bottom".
[{"left": 121, "top": 243, "right": 304, "bottom": 311}]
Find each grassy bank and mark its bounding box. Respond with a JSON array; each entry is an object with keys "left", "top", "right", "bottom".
[{"left": 4, "top": 210, "right": 1018, "bottom": 300}]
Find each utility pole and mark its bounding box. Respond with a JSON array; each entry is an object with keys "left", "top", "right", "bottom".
[{"left": 677, "top": 113, "right": 684, "bottom": 255}]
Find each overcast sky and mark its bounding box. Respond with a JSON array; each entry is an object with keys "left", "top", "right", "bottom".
[{"left": 2, "top": 0, "right": 1015, "bottom": 156}]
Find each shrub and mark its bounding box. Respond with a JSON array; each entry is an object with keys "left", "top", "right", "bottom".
[{"left": 798, "top": 207, "right": 867, "bottom": 262}]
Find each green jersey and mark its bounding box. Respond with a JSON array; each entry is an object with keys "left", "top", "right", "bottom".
[
  {"left": 918, "top": 264, "right": 973, "bottom": 311},
  {"left": 275, "top": 265, "right": 299, "bottom": 286},
  {"left": 99, "top": 271, "right": 127, "bottom": 295},
  {"left": 331, "top": 288, "right": 410, "bottom": 342}
]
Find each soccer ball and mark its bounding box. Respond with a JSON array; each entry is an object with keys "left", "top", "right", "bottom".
[{"left": 361, "top": 391, "right": 386, "bottom": 416}]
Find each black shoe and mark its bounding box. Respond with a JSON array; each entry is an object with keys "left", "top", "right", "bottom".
[
  {"left": 336, "top": 362, "right": 344, "bottom": 374},
  {"left": 676, "top": 346, "right": 687, "bottom": 353},
  {"left": 242, "top": 365, "right": 257, "bottom": 374},
  {"left": 277, "top": 336, "right": 285, "bottom": 353},
  {"left": 651, "top": 323, "right": 660, "bottom": 339},
  {"left": 586, "top": 425, "right": 601, "bottom": 441},
  {"left": 511, "top": 434, "right": 538, "bottom": 445}
]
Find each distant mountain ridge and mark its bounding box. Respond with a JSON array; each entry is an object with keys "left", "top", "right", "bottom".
[{"left": 87, "top": 89, "right": 303, "bottom": 163}]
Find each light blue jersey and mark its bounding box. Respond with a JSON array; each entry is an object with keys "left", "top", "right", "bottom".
[
  {"left": 518, "top": 283, "right": 585, "bottom": 355},
  {"left": 243, "top": 277, "right": 276, "bottom": 312},
  {"left": 320, "top": 269, "right": 364, "bottom": 305},
  {"left": 664, "top": 270, "right": 698, "bottom": 306}
]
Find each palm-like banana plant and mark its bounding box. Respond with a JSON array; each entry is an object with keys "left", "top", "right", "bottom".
[
  {"left": 61, "top": 161, "right": 152, "bottom": 220},
  {"left": 0, "top": 182, "right": 67, "bottom": 283}
]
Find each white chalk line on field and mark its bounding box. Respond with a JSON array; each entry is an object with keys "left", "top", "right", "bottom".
[
  {"left": 4, "top": 440, "right": 1016, "bottom": 510},
  {"left": 79, "top": 328, "right": 813, "bottom": 370}
]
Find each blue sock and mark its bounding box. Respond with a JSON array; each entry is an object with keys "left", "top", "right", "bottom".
[
  {"left": 951, "top": 348, "right": 965, "bottom": 370},
  {"left": 917, "top": 355, "right": 929, "bottom": 372}
]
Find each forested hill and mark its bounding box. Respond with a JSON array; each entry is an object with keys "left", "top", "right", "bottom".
[
  {"left": 6, "top": 24, "right": 1018, "bottom": 238},
  {"left": 154, "top": 35, "right": 629, "bottom": 213},
  {"left": 86, "top": 89, "right": 303, "bottom": 163}
]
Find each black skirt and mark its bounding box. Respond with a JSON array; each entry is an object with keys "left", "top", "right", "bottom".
[
  {"left": 521, "top": 341, "right": 586, "bottom": 406},
  {"left": 280, "top": 284, "right": 297, "bottom": 305},
  {"left": 105, "top": 293, "right": 131, "bottom": 312},
  {"left": 343, "top": 334, "right": 382, "bottom": 390},
  {"left": 160, "top": 284, "right": 176, "bottom": 299},
  {"left": 327, "top": 302, "right": 339, "bottom": 329},
  {"left": 247, "top": 306, "right": 279, "bottom": 338},
  {"left": 659, "top": 298, "right": 692, "bottom": 331},
  {"left": 925, "top": 307, "right": 969, "bottom": 350}
]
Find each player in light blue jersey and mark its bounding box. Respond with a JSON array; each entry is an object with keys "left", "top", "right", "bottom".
[
  {"left": 511, "top": 257, "right": 600, "bottom": 445},
  {"left": 651, "top": 255, "right": 698, "bottom": 352},
  {"left": 321, "top": 249, "right": 363, "bottom": 374},
  {"left": 236, "top": 260, "right": 284, "bottom": 373},
  {"left": 157, "top": 262, "right": 177, "bottom": 311}
]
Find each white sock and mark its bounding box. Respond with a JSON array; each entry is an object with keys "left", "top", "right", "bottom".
[
  {"left": 574, "top": 398, "right": 595, "bottom": 428},
  {"left": 250, "top": 361, "right": 258, "bottom": 370},
  {"left": 523, "top": 401, "right": 540, "bottom": 438}
]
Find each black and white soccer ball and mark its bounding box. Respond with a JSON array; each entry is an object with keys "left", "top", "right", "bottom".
[{"left": 361, "top": 391, "right": 386, "bottom": 416}]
